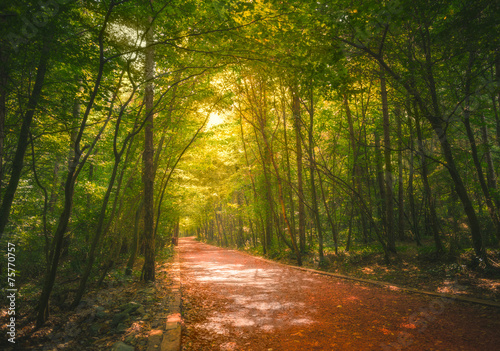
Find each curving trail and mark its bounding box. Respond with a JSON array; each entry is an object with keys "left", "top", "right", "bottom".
[{"left": 179, "top": 237, "right": 500, "bottom": 351}]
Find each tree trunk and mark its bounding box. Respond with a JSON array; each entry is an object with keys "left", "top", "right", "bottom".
[
  {"left": 374, "top": 131, "right": 386, "bottom": 229},
  {"left": 126, "top": 204, "right": 142, "bottom": 275},
  {"left": 306, "top": 90, "right": 323, "bottom": 262},
  {"left": 421, "top": 26, "right": 484, "bottom": 260},
  {"left": 240, "top": 117, "right": 261, "bottom": 250},
  {"left": 142, "top": 17, "right": 156, "bottom": 282},
  {"left": 462, "top": 53, "right": 500, "bottom": 242},
  {"left": 282, "top": 95, "right": 296, "bottom": 244},
  {"left": 258, "top": 104, "right": 301, "bottom": 265},
  {"left": 415, "top": 112, "right": 444, "bottom": 253},
  {"left": 495, "top": 55, "right": 500, "bottom": 146},
  {"left": 396, "top": 109, "right": 405, "bottom": 240},
  {"left": 344, "top": 94, "right": 368, "bottom": 243},
  {"left": 436, "top": 124, "right": 485, "bottom": 258},
  {"left": 293, "top": 91, "right": 306, "bottom": 252},
  {"left": 481, "top": 114, "right": 497, "bottom": 196},
  {"left": 463, "top": 104, "right": 500, "bottom": 242},
  {"left": 380, "top": 67, "right": 396, "bottom": 253},
  {"left": 407, "top": 116, "right": 421, "bottom": 245},
  {"left": 318, "top": 169, "right": 338, "bottom": 254}
]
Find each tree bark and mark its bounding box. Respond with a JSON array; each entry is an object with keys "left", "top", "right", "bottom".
[
  {"left": 481, "top": 114, "right": 497, "bottom": 195},
  {"left": 318, "top": 168, "right": 338, "bottom": 254},
  {"left": 380, "top": 67, "right": 396, "bottom": 253},
  {"left": 396, "top": 109, "right": 405, "bottom": 240},
  {"left": 126, "top": 204, "right": 142, "bottom": 275},
  {"left": 407, "top": 116, "right": 421, "bottom": 245},
  {"left": 306, "top": 90, "right": 323, "bottom": 261},
  {"left": 292, "top": 91, "right": 306, "bottom": 252},
  {"left": 281, "top": 91, "right": 296, "bottom": 244},
  {"left": 142, "top": 17, "right": 156, "bottom": 282},
  {"left": 462, "top": 53, "right": 500, "bottom": 243},
  {"left": 415, "top": 111, "right": 444, "bottom": 253}
]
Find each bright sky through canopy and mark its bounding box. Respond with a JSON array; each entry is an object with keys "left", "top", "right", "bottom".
[{"left": 205, "top": 111, "right": 225, "bottom": 130}]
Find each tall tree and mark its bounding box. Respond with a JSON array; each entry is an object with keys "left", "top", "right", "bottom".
[{"left": 142, "top": 15, "right": 156, "bottom": 282}]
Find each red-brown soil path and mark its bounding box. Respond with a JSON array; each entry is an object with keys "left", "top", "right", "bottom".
[{"left": 179, "top": 237, "right": 500, "bottom": 350}]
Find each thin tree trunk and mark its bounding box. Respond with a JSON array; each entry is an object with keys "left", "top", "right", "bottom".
[
  {"left": 481, "top": 114, "right": 497, "bottom": 195},
  {"left": 30, "top": 136, "right": 50, "bottom": 266},
  {"left": 240, "top": 117, "right": 261, "bottom": 250},
  {"left": 71, "top": 69, "right": 134, "bottom": 308},
  {"left": 396, "top": 109, "right": 405, "bottom": 240},
  {"left": 374, "top": 131, "right": 386, "bottom": 228},
  {"left": 415, "top": 111, "right": 444, "bottom": 253},
  {"left": 142, "top": 17, "right": 156, "bottom": 282},
  {"left": 462, "top": 53, "right": 500, "bottom": 242},
  {"left": 282, "top": 93, "right": 296, "bottom": 243},
  {"left": 126, "top": 204, "right": 142, "bottom": 275},
  {"left": 380, "top": 67, "right": 396, "bottom": 253},
  {"left": 293, "top": 91, "right": 306, "bottom": 252},
  {"left": 258, "top": 108, "right": 301, "bottom": 265},
  {"left": 495, "top": 56, "right": 500, "bottom": 146},
  {"left": 346, "top": 205, "right": 354, "bottom": 252},
  {"left": 306, "top": 90, "right": 323, "bottom": 261},
  {"left": 407, "top": 116, "right": 421, "bottom": 245},
  {"left": 318, "top": 169, "right": 338, "bottom": 254}
]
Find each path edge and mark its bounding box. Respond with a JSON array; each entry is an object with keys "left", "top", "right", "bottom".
[
  {"left": 147, "top": 246, "right": 181, "bottom": 351},
  {"left": 163, "top": 245, "right": 182, "bottom": 351}
]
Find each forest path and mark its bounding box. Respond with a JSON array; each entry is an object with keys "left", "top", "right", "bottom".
[{"left": 179, "top": 237, "right": 500, "bottom": 351}]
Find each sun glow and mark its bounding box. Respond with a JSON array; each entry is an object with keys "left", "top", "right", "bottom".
[{"left": 205, "top": 111, "right": 225, "bottom": 130}]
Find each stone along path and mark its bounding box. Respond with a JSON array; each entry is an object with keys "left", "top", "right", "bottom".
[{"left": 179, "top": 237, "right": 500, "bottom": 350}]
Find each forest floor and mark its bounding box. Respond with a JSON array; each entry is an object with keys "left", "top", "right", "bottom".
[
  {"left": 0, "top": 252, "right": 177, "bottom": 350},
  {"left": 181, "top": 237, "right": 500, "bottom": 351}
]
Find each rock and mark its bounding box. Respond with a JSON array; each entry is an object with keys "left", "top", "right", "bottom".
[
  {"left": 90, "top": 323, "right": 102, "bottom": 335},
  {"left": 136, "top": 306, "right": 146, "bottom": 315},
  {"left": 115, "top": 322, "right": 128, "bottom": 333},
  {"left": 121, "top": 301, "right": 142, "bottom": 314},
  {"left": 95, "top": 306, "right": 108, "bottom": 319},
  {"left": 141, "top": 287, "right": 155, "bottom": 295},
  {"left": 110, "top": 341, "right": 135, "bottom": 351},
  {"left": 75, "top": 300, "right": 88, "bottom": 311},
  {"left": 83, "top": 310, "right": 97, "bottom": 324},
  {"left": 65, "top": 325, "right": 81, "bottom": 337},
  {"left": 111, "top": 311, "right": 129, "bottom": 327}
]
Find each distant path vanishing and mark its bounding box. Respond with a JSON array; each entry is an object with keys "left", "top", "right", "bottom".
[{"left": 178, "top": 237, "right": 500, "bottom": 351}]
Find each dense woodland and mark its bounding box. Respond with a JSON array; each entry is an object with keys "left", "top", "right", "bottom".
[{"left": 1, "top": 0, "right": 499, "bottom": 330}]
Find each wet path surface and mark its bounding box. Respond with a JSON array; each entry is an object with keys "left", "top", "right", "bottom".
[{"left": 179, "top": 237, "right": 500, "bottom": 350}]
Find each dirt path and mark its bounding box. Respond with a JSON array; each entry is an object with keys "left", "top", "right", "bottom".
[{"left": 179, "top": 237, "right": 500, "bottom": 350}]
